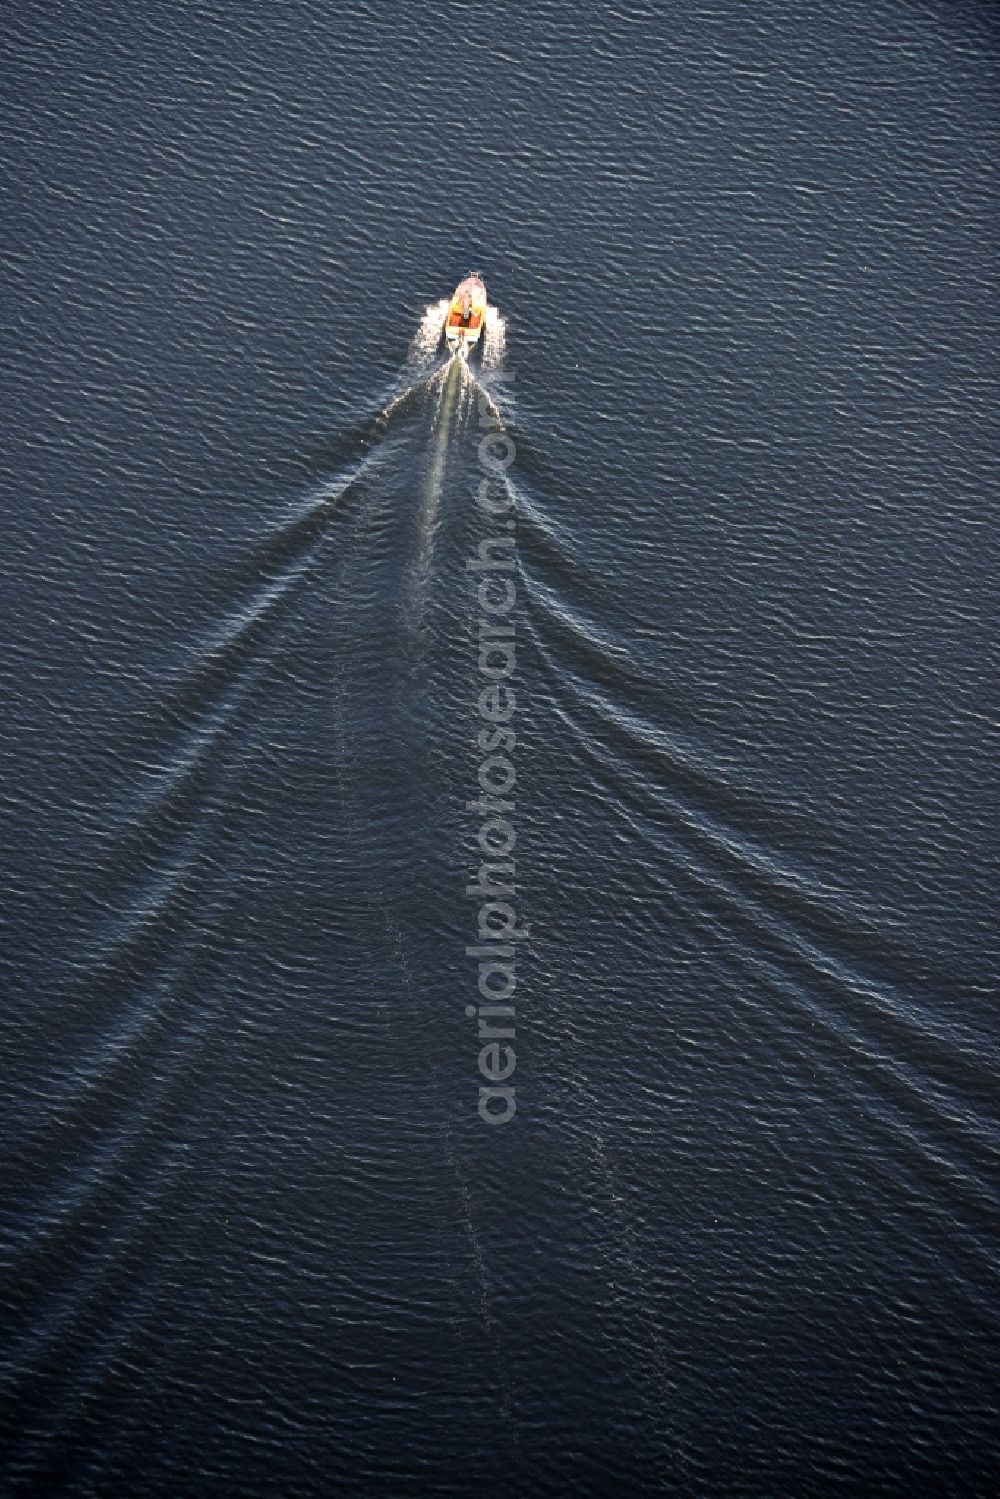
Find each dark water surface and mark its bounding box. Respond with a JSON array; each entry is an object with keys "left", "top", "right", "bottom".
[{"left": 2, "top": 2, "right": 997, "bottom": 1494}]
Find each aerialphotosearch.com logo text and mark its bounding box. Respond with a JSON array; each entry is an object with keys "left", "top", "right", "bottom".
[{"left": 466, "top": 371, "right": 521, "bottom": 1126}]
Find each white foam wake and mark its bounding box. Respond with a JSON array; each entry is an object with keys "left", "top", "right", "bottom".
[
  {"left": 407, "top": 298, "right": 450, "bottom": 374},
  {"left": 482, "top": 305, "right": 507, "bottom": 373},
  {"left": 381, "top": 295, "right": 508, "bottom": 425}
]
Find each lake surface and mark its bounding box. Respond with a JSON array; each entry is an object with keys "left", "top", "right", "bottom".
[{"left": 1, "top": 2, "right": 997, "bottom": 1494}]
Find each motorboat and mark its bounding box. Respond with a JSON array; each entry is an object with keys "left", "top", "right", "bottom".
[{"left": 444, "top": 273, "right": 487, "bottom": 352}]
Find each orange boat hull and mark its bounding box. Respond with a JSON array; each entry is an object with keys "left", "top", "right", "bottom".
[{"left": 445, "top": 275, "right": 487, "bottom": 348}]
